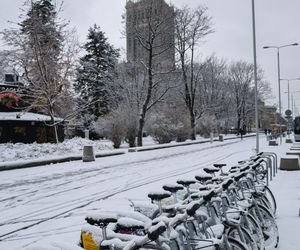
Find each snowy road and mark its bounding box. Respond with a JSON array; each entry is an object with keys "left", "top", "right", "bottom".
[{"left": 0, "top": 136, "right": 298, "bottom": 249}]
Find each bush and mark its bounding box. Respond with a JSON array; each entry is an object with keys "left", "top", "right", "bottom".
[
  {"left": 175, "top": 122, "right": 190, "bottom": 142},
  {"left": 94, "top": 112, "right": 125, "bottom": 149},
  {"left": 147, "top": 114, "right": 177, "bottom": 144},
  {"left": 197, "top": 114, "right": 217, "bottom": 138}
]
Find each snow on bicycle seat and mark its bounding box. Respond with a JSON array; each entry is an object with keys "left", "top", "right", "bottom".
[
  {"left": 222, "top": 178, "right": 234, "bottom": 190},
  {"left": 212, "top": 176, "right": 227, "bottom": 183},
  {"left": 229, "top": 168, "right": 239, "bottom": 173},
  {"left": 85, "top": 212, "right": 118, "bottom": 227},
  {"left": 186, "top": 201, "right": 201, "bottom": 216},
  {"left": 251, "top": 156, "right": 261, "bottom": 162},
  {"left": 162, "top": 184, "right": 184, "bottom": 193},
  {"left": 234, "top": 172, "right": 246, "bottom": 182},
  {"left": 148, "top": 191, "right": 171, "bottom": 201},
  {"left": 147, "top": 221, "right": 166, "bottom": 241},
  {"left": 240, "top": 165, "right": 250, "bottom": 172},
  {"left": 213, "top": 163, "right": 226, "bottom": 168},
  {"left": 195, "top": 173, "right": 212, "bottom": 182},
  {"left": 203, "top": 166, "right": 219, "bottom": 174},
  {"left": 203, "top": 190, "right": 216, "bottom": 202},
  {"left": 251, "top": 162, "right": 260, "bottom": 170},
  {"left": 177, "top": 179, "right": 196, "bottom": 186},
  {"left": 117, "top": 217, "right": 145, "bottom": 230}
]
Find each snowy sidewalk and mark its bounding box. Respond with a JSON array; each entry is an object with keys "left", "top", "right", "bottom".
[{"left": 264, "top": 140, "right": 300, "bottom": 250}]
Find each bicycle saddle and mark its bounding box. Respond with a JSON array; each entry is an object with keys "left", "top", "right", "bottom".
[
  {"left": 117, "top": 217, "right": 145, "bottom": 230},
  {"left": 177, "top": 179, "right": 196, "bottom": 186},
  {"left": 195, "top": 174, "right": 212, "bottom": 182},
  {"left": 213, "top": 163, "right": 226, "bottom": 168},
  {"left": 148, "top": 191, "right": 171, "bottom": 201},
  {"left": 162, "top": 184, "right": 184, "bottom": 193},
  {"left": 203, "top": 166, "right": 219, "bottom": 174},
  {"left": 85, "top": 212, "right": 118, "bottom": 227}
]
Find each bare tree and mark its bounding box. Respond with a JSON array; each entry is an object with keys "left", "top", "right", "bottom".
[
  {"left": 125, "top": 0, "right": 176, "bottom": 146},
  {"left": 1, "top": 0, "right": 79, "bottom": 143},
  {"left": 227, "top": 61, "right": 271, "bottom": 133},
  {"left": 175, "top": 5, "right": 214, "bottom": 140}
]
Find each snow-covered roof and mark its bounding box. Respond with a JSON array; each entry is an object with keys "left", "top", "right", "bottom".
[{"left": 0, "top": 112, "right": 62, "bottom": 122}]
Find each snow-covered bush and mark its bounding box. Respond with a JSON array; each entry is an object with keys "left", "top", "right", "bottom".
[
  {"left": 146, "top": 114, "right": 177, "bottom": 144},
  {"left": 94, "top": 111, "right": 125, "bottom": 148},
  {"left": 197, "top": 114, "right": 217, "bottom": 138},
  {"left": 175, "top": 121, "right": 190, "bottom": 142},
  {"left": 94, "top": 105, "right": 138, "bottom": 148}
]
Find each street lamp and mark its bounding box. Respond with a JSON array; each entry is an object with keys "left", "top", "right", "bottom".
[
  {"left": 280, "top": 78, "right": 300, "bottom": 111},
  {"left": 285, "top": 92, "right": 300, "bottom": 119},
  {"left": 263, "top": 43, "right": 299, "bottom": 143},
  {"left": 251, "top": 0, "right": 259, "bottom": 153}
]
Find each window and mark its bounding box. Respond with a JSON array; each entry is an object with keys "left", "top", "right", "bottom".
[{"left": 14, "top": 126, "right": 26, "bottom": 136}]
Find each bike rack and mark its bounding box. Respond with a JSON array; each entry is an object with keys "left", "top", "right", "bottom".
[{"left": 260, "top": 152, "right": 278, "bottom": 176}]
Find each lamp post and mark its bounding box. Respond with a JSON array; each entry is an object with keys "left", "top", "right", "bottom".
[
  {"left": 263, "top": 43, "right": 299, "bottom": 143},
  {"left": 281, "top": 78, "right": 300, "bottom": 111},
  {"left": 251, "top": 0, "right": 259, "bottom": 153}
]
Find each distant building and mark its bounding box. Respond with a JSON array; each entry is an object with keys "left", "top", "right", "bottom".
[
  {"left": 261, "top": 105, "right": 277, "bottom": 129},
  {"left": 125, "top": 0, "right": 175, "bottom": 69}
]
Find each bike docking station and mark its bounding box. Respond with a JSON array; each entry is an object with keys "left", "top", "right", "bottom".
[{"left": 76, "top": 152, "right": 280, "bottom": 250}]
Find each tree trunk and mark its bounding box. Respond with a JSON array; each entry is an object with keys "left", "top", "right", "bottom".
[
  {"left": 189, "top": 110, "right": 196, "bottom": 140},
  {"left": 137, "top": 116, "right": 144, "bottom": 147},
  {"left": 237, "top": 115, "right": 241, "bottom": 136}
]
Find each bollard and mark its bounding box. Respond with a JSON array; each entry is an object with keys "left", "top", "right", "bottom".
[
  {"left": 82, "top": 145, "right": 95, "bottom": 162},
  {"left": 84, "top": 129, "right": 89, "bottom": 139}
]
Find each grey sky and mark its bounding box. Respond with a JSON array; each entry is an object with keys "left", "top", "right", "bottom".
[{"left": 1, "top": 0, "right": 300, "bottom": 113}]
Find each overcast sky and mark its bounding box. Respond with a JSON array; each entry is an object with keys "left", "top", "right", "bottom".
[{"left": 1, "top": 0, "right": 300, "bottom": 113}]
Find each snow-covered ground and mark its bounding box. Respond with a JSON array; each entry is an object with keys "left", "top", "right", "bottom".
[
  {"left": 0, "top": 134, "right": 233, "bottom": 164},
  {"left": 0, "top": 136, "right": 299, "bottom": 249},
  {"left": 0, "top": 137, "right": 113, "bottom": 163}
]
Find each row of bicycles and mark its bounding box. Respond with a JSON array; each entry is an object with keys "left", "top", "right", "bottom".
[{"left": 77, "top": 152, "right": 279, "bottom": 250}]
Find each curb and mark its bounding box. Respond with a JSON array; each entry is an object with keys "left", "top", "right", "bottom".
[
  {"left": 0, "top": 151, "right": 126, "bottom": 171},
  {"left": 128, "top": 134, "right": 256, "bottom": 152},
  {"left": 0, "top": 134, "right": 256, "bottom": 171}
]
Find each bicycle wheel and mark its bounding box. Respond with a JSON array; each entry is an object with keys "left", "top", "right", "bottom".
[
  {"left": 242, "top": 214, "right": 265, "bottom": 250},
  {"left": 263, "top": 186, "right": 277, "bottom": 215},
  {"left": 227, "top": 227, "right": 258, "bottom": 250},
  {"left": 227, "top": 237, "right": 248, "bottom": 250},
  {"left": 249, "top": 204, "right": 279, "bottom": 249}
]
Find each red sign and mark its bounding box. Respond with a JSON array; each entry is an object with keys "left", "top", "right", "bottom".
[{"left": 0, "top": 92, "right": 20, "bottom": 108}]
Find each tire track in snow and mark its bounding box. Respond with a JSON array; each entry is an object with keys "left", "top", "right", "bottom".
[
  {"left": 1, "top": 143, "right": 235, "bottom": 224},
  {"left": 0, "top": 148, "right": 247, "bottom": 243}
]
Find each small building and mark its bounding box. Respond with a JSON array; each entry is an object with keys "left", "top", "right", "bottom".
[
  {"left": 0, "top": 112, "right": 64, "bottom": 143},
  {"left": 0, "top": 75, "right": 64, "bottom": 143}
]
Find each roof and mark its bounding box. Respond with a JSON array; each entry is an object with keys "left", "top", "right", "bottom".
[{"left": 0, "top": 112, "right": 62, "bottom": 122}]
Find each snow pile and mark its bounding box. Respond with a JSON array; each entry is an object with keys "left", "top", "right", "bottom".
[{"left": 0, "top": 137, "right": 113, "bottom": 162}]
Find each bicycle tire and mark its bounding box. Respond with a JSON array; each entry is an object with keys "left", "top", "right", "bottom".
[
  {"left": 243, "top": 213, "right": 265, "bottom": 250},
  {"left": 263, "top": 185, "right": 277, "bottom": 215},
  {"left": 249, "top": 204, "right": 279, "bottom": 249},
  {"left": 227, "top": 226, "right": 258, "bottom": 250},
  {"left": 227, "top": 237, "right": 248, "bottom": 250}
]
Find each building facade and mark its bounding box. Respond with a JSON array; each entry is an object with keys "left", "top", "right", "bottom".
[{"left": 125, "top": 0, "right": 175, "bottom": 69}]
